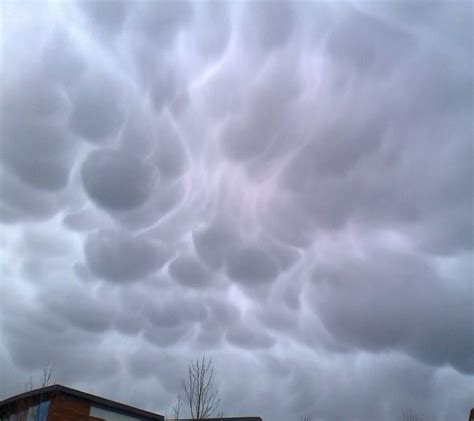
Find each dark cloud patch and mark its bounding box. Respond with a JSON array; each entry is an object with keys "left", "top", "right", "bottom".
[
  {"left": 143, "top": 325, "right": 190, "bottom": 348},
  {"left": 79, "top": 0, "right": 130, "bottom": 36},
  {"left": 73, "top": 262, "right": 96, "bottom": 283},
  {"left": 242, "top": 1, "right": 297, "bottom": 51},
  {"left": 153, "top": 117, "right": 188, "bottom": 180},
  {"left": 312, "top": 251, "right": 474, "bottom": 374},
  {"left": 1, "top": 296, "right": 119, "bottom": 384},
  {"left": 133, "top": 0, "right": 193, "bottom": 47},
  {"left": 194, "top": 299, "right": 240, "bottom": 347},
  {"left": 375, "top": 0, "right": 442, "bottom": 23},
  {"left": 285, "top": 120, "right": 384, "bottom": 180},
  {"left": 0, "top": 70, "right": 76, "bottom": 191},
  {"left": 63, "top": 207, "right": 112, "bottom": 232},
  {"left": 382, "top": 53, "right": 472, "bottom": 128},
  {"left": 260, "top": 238, "right": 301, "bottom": 271},
  {"left": 193, "top": 222, "right": 238, "bottom": 269},
  {"left": 0, "top": 169, "right": 61, "bottom": 222},
  {"left": 81, "top": 149, "right": 156, "bottom": 211},
  {"left": 262, "top": 193, "right": 314, "bottom": 248},
  {"left": 219, "top": 116, "right": 270, "bottom": 162},
  {"left": 111, "top": 179, "right": 184, "bottom": 230},
  {"left": 1, "top": 72, "right": 68, "bottom": 119},
  {"left": 220, "top": 56, "right": 302, "bottom": 162},
  {"left": 144, "top": 296, "right": 208, "bottom": 329},
  {"left": 226, "top": 323, "right": 276, "bottom": 350},
  {"left": 114, "top": 311, "right": 146, "bottom": 336},
  {"left": 41, "top": 30, "right": 86, "bottom": 86},
  {"left": 119, "top": 105, "right": 156, "bottom": 159},
  {"left": 84, "top": 230, "right": 170, "bottom": 282},
  {"left": 126, "top": 347, "right": 183, "bottom": 394},
  {"left": 149, "top": 63, "right": 181, "bottom": 112},
  {"left": 226, "top": 246, "right": 279, "bottom": 284},
  {"left": 1, "top": 119, "right": 75, "bottom": 191},
  {"left": 192, "top": 0, "right": 231, "bottom": 60},
  {"left": 169, "top": 254, "right": 213, "bottom": 288},
  {"left": 69, "top": 74, "right": 126, "bottom": 142},
  {"left": 45, "top": 289, "right": 115, "bottom": 333},
  {"left": 327, "top": 8, "right": 416, "bottom": 76}
]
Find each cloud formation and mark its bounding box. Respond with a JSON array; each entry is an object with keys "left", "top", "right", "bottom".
[{"left": 0, "top": 1, "right": 472, "bottom": 420}]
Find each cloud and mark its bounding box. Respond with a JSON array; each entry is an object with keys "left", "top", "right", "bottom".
[
  {"left": 152, "top": 117, "right": 188, "bottom": 180},
  {"left": 193, "top": 222, "right": 239, "bottom": 269},
  {"left": 326, "top": 8, "right": 416, "bottom": 76},
  {"left": 225, "top": 323, "right": 276, "bottom": 350},
  {"left": 225, "top": 246, "right": 279, "bottom": 285},
  {"left": 168, "top": 254, "right": 214, "bottom": 288},
  {"left": 0, "top": 168, "right": 62, "bottom": 222},
  {"left": 84, "top": 230, "right": 170, "bottom": 282},
  {"left": 0, "top": 70, "right": 76, "bottom": 192},
  {"left": 81, "top": 149, "right": 157, "bottom": 210},
  {"left": 78, "top": 0, "right": 130, "bottom": 36},
  {"left": 69, "top": 74, "right": 126, "bottom": 142},
  {"left": 133, "top": 0, "right": 193, "bottom": 47},
  {"left": 241, "top": 1, "right": 297, "bottom": 51},
  {"left": 311, "top": 250, "right": 474, "bottom": 374}
]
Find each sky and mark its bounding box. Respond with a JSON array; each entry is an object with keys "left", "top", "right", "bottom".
[{"left": 0, "top": 1, "right": 473, "bottom": 420}]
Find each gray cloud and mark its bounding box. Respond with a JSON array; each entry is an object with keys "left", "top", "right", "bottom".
[
  {"left": 193, "top": 222, "right": 239, "bottom": 269},
  {"left": 81, "top": 149, "right": 157, "bottom": 210},
  {"left": 84, "top": 230, "right": 170, "bottom": 282},
  {"left": 326, "top": 8, "right": 416, "bottom": 76},
  {"left": 226, "top": 323, "right": 276, "bottom": 350},
  {"left": 312, "top": 250, "right": 474, "bottom": 374},
  {"left": 0, "top": 168, "right": 62, "bottom": 222},
  {"left": 1, "top": 1, "right": 473, "bottom": 420},
  {"left": 169, "top": 254, "right": 214, "bottom": 288},
  {"left": 132, "top": 0, "right": 193, "bottom": 48},
  {"left": 69, "top": 74, "right": 126, "bottom": 142},
  {"left": 191, "top": 0, "right": 231, "bottom": 60},
  {"left": 226, "top": 246, "right": 279, "bottom": 285},
  {"left": 242, "top": 1, "right": 297, "bottom": 51},
  {"left": 152, "top": 117, "right": 188, "bottom": 180},
  {"left": 78, "top": 0, "right": 130, "bottom": 36}
]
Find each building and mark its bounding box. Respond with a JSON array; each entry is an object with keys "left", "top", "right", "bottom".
[
  {"left": 0, "top": 384, "right": 164, "bottom": 421},
  {"left": 0, "top": 385, "right": 262, "bottom": 421}
]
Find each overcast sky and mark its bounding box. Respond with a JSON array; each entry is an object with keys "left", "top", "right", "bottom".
[{"left": 0, "top": 1, "right": 473, "bottom": 420}]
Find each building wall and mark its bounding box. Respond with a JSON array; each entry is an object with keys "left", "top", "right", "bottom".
[{"left": 46, "top": 395, "right": 103, "bottom": 421}]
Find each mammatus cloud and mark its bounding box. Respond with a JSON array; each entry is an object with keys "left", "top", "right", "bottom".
[
  {"left": 85, "top": 230, "right": 170, "bottom": 282},
  {"left": 81, "top": 149, "right": 156, "bottom": 210},
  {"left": 0, "top": 1, "right": 473, "bottom": 420}
]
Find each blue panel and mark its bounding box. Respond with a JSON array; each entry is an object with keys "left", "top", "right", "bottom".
[{"left": 38, "top": 401, "right": 50, "bottom": 421}]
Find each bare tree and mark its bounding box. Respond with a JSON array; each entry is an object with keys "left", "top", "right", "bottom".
[
  {"left": 182, "top": 356, "right": 220, "bottom": 419},
  {"left": 172, "top": 394, "right": 183, "bottom": 421},
  {"left": 24, "top": 361, "right": 55, "bottom": 392},
  {"left": 299, "top": 417, "right": 312, "bottom": 421},
  {"left": 400, "top": 408, "right": 423, "bottom": 421},
  {"left": 19, "top": 362, "right": 55, "bottom": 421}
]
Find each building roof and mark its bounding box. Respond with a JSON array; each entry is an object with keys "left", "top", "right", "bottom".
[{"left": 0, "top": 384, "right": 164, "bottom": 420}]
